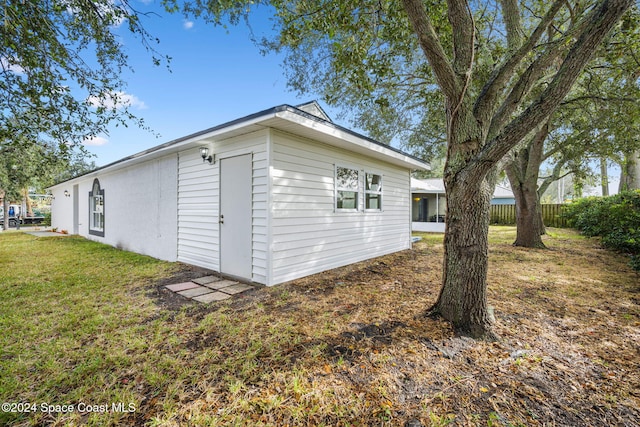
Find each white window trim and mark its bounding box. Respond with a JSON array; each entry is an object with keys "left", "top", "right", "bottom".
[
  {"left": 91, "top": 195, "right": 104, "bottom": 229},
  {"left": 89, "top": 178, "right": 105, "bottom": 237},
  {"left": 364, "top": 171, "right": 383, "bottom": 212},
  {"left": 335, "top": 164, "right": 360, "bottom": 212}
]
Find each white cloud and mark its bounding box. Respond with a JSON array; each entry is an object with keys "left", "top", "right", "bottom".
[
  {"left": 0, "top": 57, "right": 25, "bottom": 74},
  {"left": 88, "top": 91, "right": 147, "bottom": 110},
  {"left": 83, "top": 136, "right": 109, "bottom": 146},
  {"left": 184, "top": 20, "right": 194, "bottom": 30}
]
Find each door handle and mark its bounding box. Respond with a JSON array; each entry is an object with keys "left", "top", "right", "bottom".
[{"left": 219, "top": 214, "right": 224, "bottom": 224}]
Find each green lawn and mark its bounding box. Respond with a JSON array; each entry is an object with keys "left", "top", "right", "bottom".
[
  {"left": 1, "top": 229, "right": 638, "bottom": 426},
  {"left": 0, "top": 234, "right": 179, "bottom": 426}
]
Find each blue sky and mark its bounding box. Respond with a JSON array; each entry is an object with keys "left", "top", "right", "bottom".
[{"left": 85, "top": 2, "right": 339, "bottom": 166}]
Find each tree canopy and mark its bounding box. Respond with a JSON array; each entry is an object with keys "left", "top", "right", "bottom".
[
  {"left": 1, "top": 0, "right": 169, "bottom": 226},
  {"left": 1, "top": 0, "right": 167, "bottom": 146},
  {"left": 555, "top": 8, "right": 640, "bottom": 184}
]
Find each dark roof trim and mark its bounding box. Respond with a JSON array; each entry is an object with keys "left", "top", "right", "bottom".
[{"left": 55, "top": 102, "right": 428, "bottom": 185}]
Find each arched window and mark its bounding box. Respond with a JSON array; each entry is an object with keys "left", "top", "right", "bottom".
[{"left": 89, "top": 179, "right": 105, "bottom": 236}]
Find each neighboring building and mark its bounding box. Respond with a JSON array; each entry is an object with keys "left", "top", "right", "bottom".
[
  {"left": 411, "top": 178, "right": 446, "bottom": 233},
  {"left": 411, "top": 178, "right": 514, "bottom": 232},
  {"left": 490, "top": 185, "right": 517, "bottom": 205},
  {"left": 50, "top": 102, "right": 429, "bottom": 286}
]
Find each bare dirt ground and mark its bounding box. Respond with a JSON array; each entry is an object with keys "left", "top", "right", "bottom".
[{"left": 149, "top": 227, "right": 639, "bottom": 426}]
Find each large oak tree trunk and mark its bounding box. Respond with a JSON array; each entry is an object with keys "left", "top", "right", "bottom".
[
  {"left": 430, "top": 104, "right": 497, "bottom": 339},
  {"left": 506, "top": 165, "right": 546, "bottom": 248},
  {"left": 511, "top": 180, "right": 546, "bottom": 248},
  {"left": 402, "top": 0, "right": 633, "bottom": 340},
  {"left": 600, "top": 158, "right": 610, "bottom": 197},
  {"left": 434, "top": 175, "right": 495, "bottom": 338}
]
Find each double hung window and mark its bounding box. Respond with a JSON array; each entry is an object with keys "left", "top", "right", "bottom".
[
  {"left": 335, "top": 166, "right": 383, "bottom": 211},
  {"left": 335, "top": 166, "right": 360, "bottom": 210},
  {"left": 365, "top": 173, "right": 382, "bottom": 210}
]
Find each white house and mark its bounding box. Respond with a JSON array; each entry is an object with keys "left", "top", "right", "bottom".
[
  {"left": 411, "top": 178, "right": 447, "bottom": 233},
  {"left": 411, "top": 178, "right": 515, "bottom": 232},
  {"left": 490, "top": 185, "right": 517, "bottom": 205},
  {"left": 50, "top": 102, "right": 430, "bottom": 286}
]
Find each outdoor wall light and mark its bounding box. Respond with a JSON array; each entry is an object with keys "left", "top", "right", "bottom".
[
  {"left": 200, "top": 146, "right": 214, "bottom": 164},
  {"left": 64, "top": 190, "right": 70, "bottom": 197}
]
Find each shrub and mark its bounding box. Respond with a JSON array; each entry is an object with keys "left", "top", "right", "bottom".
[
  {"left": 563, "top": 191, "right": 640, "bottom": 272},
  {"left": 42, "top": 211, "right": 52, "bottom": 226}
]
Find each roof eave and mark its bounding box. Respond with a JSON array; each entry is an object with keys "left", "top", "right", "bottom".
[
  {"left": 274, "top": 108, "right": 430, "bottom": 171},
  {"left": 51, "top": 104, "right": 429, "bottom": 189}
]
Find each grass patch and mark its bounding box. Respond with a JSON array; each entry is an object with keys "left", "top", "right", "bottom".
[{"left": 1, "top": 228, "right": 639, "bottom": 426}]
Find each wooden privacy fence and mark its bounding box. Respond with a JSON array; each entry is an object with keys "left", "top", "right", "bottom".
[{"left": 490, "top": 203, "right": 568, "bottom": 228}]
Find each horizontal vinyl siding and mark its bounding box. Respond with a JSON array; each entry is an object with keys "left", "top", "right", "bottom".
[
  {"left": 251, "top": 146, "right": 269, "bottom": 285},
  {"left": 177, "top": 130, "right": 268, "bottom": 284},
  {"left": 177, "top": 150, "right": 218, "bottom": 269},
  {"left": 270, "top": 130, "right": 411, "bottom": 285}
]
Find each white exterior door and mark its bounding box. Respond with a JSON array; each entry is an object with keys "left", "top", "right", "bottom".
[{"left": 219, "top": 154, "right": 253, "bottom": 281}]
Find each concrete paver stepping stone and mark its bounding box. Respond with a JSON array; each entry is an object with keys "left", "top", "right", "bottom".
[
  {"left": 177, "top": 286, "right": 214, "bottom": 298},
  {"left": 192, "top": 292, "right": 232, "bottom": 303},
  {"left": 220, "top": 283, "right": 254, "bottom": 295},
  {"left": 165, "top": 282, "right": 201, "bottom": 292},
  {"left": 164, "top": 277, "right": 254, "bottom": 304},
  {"left": 202, "top": 279, "right": 239, "bottom": 290},
  {"left": 193, "top": 276, "right": 221, "bottom": 285}
]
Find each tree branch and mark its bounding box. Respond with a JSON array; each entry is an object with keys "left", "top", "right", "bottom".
[
  {"left": 448, "top": 0, "right": 474, "bottom": 77},
  {"left": 401, "top": 0, "right": 459, "bottom": 100},
  {"left": 446, "top": 0, "right": 475, "bottom": 138},
  {"left": 542, "top": 143, "right": 564, "bottom": 162},
  {"left": 538, "top": 159, "right": 575, "bottom": 197},
  {"left": 524, "top": 120, "right": 549, "bottom": 183},
  {"left": 473, "top": 0, "right": 564, "bottom": 126},
  {"left": 561, "top": 95, "right": 638, "bottom": 105},
  {"left": 499, "top": 0, "right": 523, "bottom": 51},
  {"left": 487, "top": 44, "right": 561, "bottom": 139},
  {"left": 474, "top": 0, "right": 633, "bottom": 176}
]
